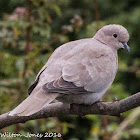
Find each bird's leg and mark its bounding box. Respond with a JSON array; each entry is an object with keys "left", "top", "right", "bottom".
[{"left": 70, "top": 103, "right": 85, "bottom": 118}]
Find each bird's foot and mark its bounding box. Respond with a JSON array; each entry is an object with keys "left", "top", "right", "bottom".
[
  {"left": 96, "top": 99, "right": 106, "bottom": 103},
  {"left": 113, "top": 97, "right": 118, "bottom": 102},
  {"left": 70, "top": 103, "right": 75, "bottom": 110},
  {"left": 118, "top": 113, "right": 123, "bottom": 117}
]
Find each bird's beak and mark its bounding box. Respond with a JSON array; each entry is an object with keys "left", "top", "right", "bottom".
[{"left": 122, "top": 42, "right": 130, "bottom": 53}]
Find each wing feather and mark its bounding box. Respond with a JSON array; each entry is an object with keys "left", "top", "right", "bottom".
[
  {"left": 29, "top": 38, "right": 116, "bottom": 96},
  {"left": 42, "top": 77, "right": 90, "bottom": 94}
]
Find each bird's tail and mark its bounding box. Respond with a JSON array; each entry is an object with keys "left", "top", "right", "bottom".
[{"left": 9, "top": 88, "right": 59, "bottom": 116}]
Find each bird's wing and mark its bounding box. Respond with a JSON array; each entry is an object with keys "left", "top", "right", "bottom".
[
  {"left": 41, "top": 38, "right": 116, "bottom": 94},
  {"left": 28, "top": 39, "right": 91, "bottom": 94},
  {"left": 42, "top": 77, "right": 91, "bottom": 94},
  {"left": 62, "top": 43, "right": 116, "bottom": 93}
]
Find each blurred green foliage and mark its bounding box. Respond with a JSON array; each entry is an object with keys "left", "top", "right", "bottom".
[{"left": 0, "top": 0, "right": 140, "bottom": 140}]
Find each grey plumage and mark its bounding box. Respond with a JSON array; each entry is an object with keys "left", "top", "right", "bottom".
[{"left": 9, "top": 24, "right": 130, "bottom": 116}]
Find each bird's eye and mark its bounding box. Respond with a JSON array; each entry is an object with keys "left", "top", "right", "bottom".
[{"left": 113, "top": 34, "right": 117, "bottom": 38}]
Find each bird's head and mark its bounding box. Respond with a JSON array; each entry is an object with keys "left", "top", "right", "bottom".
[{"left": 93, "top": 24, "right": 130, "bottom": 52}]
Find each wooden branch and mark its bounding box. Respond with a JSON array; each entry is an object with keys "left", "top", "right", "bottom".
[
  {"left": 111, "top": 107, "right": 140, "bottom": 140},
  {"left": 0, "top": 92, "right": 139, "bottom": 129}
]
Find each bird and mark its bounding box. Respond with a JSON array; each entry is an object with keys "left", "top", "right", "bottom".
[{"left": 9, "top": 24, "right": 130, "bottom": 116}]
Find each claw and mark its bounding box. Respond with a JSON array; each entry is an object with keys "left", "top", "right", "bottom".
[
  {"left": 96, "top": 99, "right": 106, "bottom": 103},
  {"left": 117, "top": 113, "right": 122, "bottom": 118},
  {"left": 70, "top": 103, "right": 74, "bottom": 110},
  {"left": 113, "top": 97, "right": 118, "bottom": 102}
]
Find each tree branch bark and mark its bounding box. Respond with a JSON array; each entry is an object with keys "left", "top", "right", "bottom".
[{"left": 0, "top": 92, "right": 139, "bottom": 129}]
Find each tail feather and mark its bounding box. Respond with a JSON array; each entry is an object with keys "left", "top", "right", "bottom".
[{"left": 9, "top": 88, "right": 58, "bottom": 116}]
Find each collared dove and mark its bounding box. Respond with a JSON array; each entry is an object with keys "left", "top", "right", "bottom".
[{"left": 9, "top": 24, "right": 130, "bottom": 116}]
